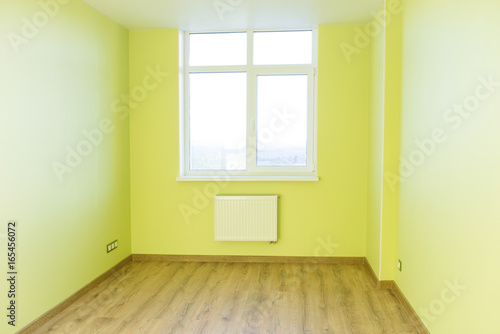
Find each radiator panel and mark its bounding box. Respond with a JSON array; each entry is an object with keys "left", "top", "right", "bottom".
[{"left": 214, "top": 195, "right": 278, "bottom": 241}]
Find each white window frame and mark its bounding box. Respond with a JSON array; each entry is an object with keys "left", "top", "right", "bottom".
[{"left": 179, "top": 29, "right": 318, "bottom": 180}]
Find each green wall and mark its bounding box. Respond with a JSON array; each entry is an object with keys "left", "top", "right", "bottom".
[
  {"left": 366, "top": 7, "right": 386, "bottom": 279},
  {"left": 129, "top": 26, "right": 372, "bottom": 258},
  {"left": 0, "top": 1, "right": 131, "bottom": 332},
  {"left": 379, "top": 0, "right": 402, "bottom": 281},
  {"left": 366, "top": 1, "right": 402, "bottom": 281},
  {"left": 396, "top": 0, "right": 500, "bottom": 332}
]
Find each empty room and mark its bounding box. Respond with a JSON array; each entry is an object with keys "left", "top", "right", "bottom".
[{"left": 1, "top": 0, "right": 499, "bottom": 333}]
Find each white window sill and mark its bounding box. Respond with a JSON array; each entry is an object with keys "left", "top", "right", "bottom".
[{"left": 176, "top": 176, "right": 319, "bottom": 182}]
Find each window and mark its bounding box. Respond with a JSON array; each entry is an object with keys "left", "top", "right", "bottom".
[{"left": 181, "top": 30, "right": 317, "bottom": 179}]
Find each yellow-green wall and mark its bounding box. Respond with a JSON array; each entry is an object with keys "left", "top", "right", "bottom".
[
  {"left": 396, "top": 0, "right": 500, "bottom": 332},
  {"left": 366, "top": 8, "right": 386, "bottom": 279},
  {"left": 366, "top": 1, "right": 402, "bottom": 281},
  {"left": 0, "top": 1, "right": 130, "bottom": 332},
  {"left": 129, "top": 26, "right": 372, "bottom": 258},
  {"left": 379, "top": 1, "right": 402, "bottom": 281}
]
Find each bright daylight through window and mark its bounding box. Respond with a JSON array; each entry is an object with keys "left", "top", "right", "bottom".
[{"left": 181, "top": 30, "right": 317, "bottom": 179}]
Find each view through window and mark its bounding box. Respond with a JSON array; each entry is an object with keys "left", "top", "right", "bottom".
[{"left": 183, "top": 30, "right": 316, "bottom": 177}]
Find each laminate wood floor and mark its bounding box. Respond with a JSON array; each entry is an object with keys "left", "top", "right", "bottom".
[{"left": 34, "top": 261, "right": 419, "bottom": 334}]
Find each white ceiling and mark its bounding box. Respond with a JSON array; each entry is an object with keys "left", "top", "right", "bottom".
[{"left": 81, "top": 0, "right": 384, "bottom": 31}]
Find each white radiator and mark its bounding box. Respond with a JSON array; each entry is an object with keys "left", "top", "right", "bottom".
[{"left": 214, "top": 195, "right": 278, "bottom": 241}]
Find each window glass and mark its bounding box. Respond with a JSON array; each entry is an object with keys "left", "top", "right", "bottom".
[
  {"left": 256, "top": 75, "right": 308, "bottom": 167},
  {"left": 189, "top": 32, "right": 247, "bottom": 66},
  {"left": 189, "top": 72, "right": 247, "bottom": 170},
  {"left": 253, "top": 31, "right": 312, "bottom": 65}
]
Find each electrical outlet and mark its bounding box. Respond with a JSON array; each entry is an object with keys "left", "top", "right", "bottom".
[
  {"left": 106, "top": 240, "right": 118, "bottom": 253},
  {"left": 397, "top": 259, "right": 402, "bottom": 272}
]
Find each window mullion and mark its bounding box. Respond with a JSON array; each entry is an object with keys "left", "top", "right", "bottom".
[
  {"left": 247, "top": 29, "right": 254, "bottom": 65},
  {"left": 186, "top": 65, "right": 249, "bottom": 73}
]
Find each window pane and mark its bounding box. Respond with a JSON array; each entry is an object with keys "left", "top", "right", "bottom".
[
  {"left": 189, "top": 33, "right": 247, "bottom": 66},
  {"left": 257, "top": 75, "right": 308, "bottom": 167},
  {"left": 253, "top": 31, "right": 312, "bottom": 65},
  {"left": 189, "top": 73, "right": 247, "bottom": 170}
]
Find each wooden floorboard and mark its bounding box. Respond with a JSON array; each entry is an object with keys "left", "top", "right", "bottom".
[{"left": 33, "top": 261, "right": 420, "bottom": 334}]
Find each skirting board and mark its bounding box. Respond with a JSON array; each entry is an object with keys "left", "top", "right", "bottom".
[
  {"left": 363, "top": 261, "right": 430, "bottom": 334},
  {"left": 392, "top": 282, "right": 430, "bottom": 334},
  {"left": 363, "top": 259, "right": 393, "bottom": 290},
  {"left": 18, "top": 255, "right": 132, "bottom": 334},
  {"left": 132, "top": 254, "right": 365, "bottom": 264}
]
